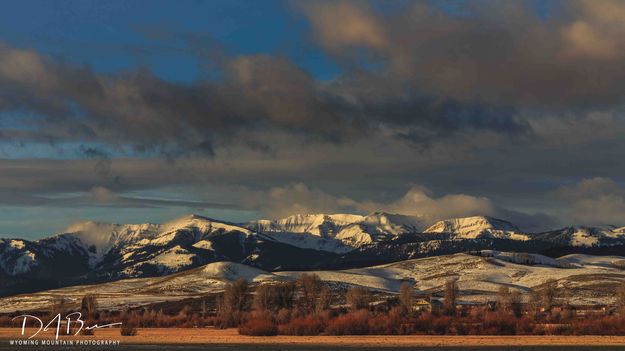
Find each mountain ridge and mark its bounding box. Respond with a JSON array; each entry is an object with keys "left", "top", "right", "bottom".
[{"left": 2, "top": 212, "right": 625, "bottom": 297}]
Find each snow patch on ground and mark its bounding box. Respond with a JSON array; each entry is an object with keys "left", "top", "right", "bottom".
[{"left": 4, "top": 252, "right": 625, "bottom": 313}]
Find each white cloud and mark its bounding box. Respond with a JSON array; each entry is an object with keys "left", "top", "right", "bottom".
[
  {"left": 556, "top": 177, "right": 625, "bottom": 226},
  {"left": 245, "top": 183, "right": 495, "bottom": 224}
]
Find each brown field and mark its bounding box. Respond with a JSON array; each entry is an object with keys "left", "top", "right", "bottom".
[{"left": 2, "top": 327, "right": 625, "bottom": 348}]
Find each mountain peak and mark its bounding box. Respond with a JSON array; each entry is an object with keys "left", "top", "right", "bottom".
[
  {"left": 245, "top": 212, "right": 422, "bottom": 253},
  {"left": 162, "top": 214, "right": 252, "bottom": 235},
  {"left": 534, "top": 225, "right": 625, "bottom": 247},
  {"left": 424, "top": 216, "right": 526, "bottom": 240}
]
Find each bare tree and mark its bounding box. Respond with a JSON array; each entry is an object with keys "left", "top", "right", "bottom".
[
  {"left": 399, "top": 282, "right": 415, "bottom": 311},
  {"left": 528, "top": 289, "right": 541, "bottom": 318},
  {"left": 509, "top": 290, "right": 523, "bottom": 318},
  {"left": 298, "top": 273, "right": 321, "bottom": 312},
  {"left": 497, "top": 286, "right": 511, "bottom": 311},
  {"left": 253, "top": 284, "right": 273, "bottom": 311},
  {"left": 253, "top": 282, "right": 297, "bottom": 311},
  {"left": 541, "top": 279, "right": 558, "bottom": 311},
  {"left": 50, "top": 296, "right": 68, "bottom": 316},
  {"left": 81, "top": 294, "right": 98, "bottom": 319},
  {"left": 222, "top": 278, "right": 249, "bottom": 312},
  {"left": 274, "top": 281, "right": 296, "bottom": 310},
  {"left": 216, "top": 279, "right": 249, "bottom": 328},
  {"left": 317, "top": 285, "right": 333, "bottom": 312},
  {"left": 616, "top": 281, "right": 625, "bottom": 312},
  {"left": 443, "top": 279, "right": 458, "bottom": 315},
  {"left": 201, "top": 299, "right": 207, "bottom": 318},
  {"left": 346, "top": 286, "right": 370, "bottom": 311}
]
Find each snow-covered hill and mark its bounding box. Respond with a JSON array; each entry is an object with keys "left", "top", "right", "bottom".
[
  {"left": 2, "top": 252, "right": 624, "bottom": 312},
  {"left": 247, "top": 212, "right": 422, "bottom": 253}
]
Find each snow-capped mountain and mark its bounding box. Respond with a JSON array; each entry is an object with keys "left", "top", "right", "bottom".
[
  {"left": 424, "top": 216, "right": 530, "bottom": 241},
  {"left": 2, "top": 212, "right": 625, "bottom": 297},
  {"left": 533, "top": 226, "right": 625, "bottom": 247},
  {"left": 47, "top": 221, "right": 161, "bottom": 268},
  {"left": 0, "top": 215, "right": 336, "bottom": 296},
  {"left": 246, "top": 212, "right": 422, "bottom": 253},
  {"left": 0, "top": 239, "right": 39, "bottom": 276}
]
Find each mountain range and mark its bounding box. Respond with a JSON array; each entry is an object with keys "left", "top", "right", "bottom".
[{"left": 1, "top": 213, "right": 624, "bottom": 296}]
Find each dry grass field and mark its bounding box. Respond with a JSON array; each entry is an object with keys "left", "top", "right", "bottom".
[{"left": 2, "top": 327, "right": 625, "bottom": 349}]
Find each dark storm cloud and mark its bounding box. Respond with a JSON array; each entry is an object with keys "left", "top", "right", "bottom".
[
  {"left": 2, "top": 1, "right": 625, "bottom": 154},
  {"left": 0, "top": 44, "right": 335, "bottom": 154},
  {"left": 0, "top": 41, "right": 531, "bottom": 156},
  {"left": 298, "top": 0, "right": 625, "bottom": 107},
  {"left": 2, "top": 0, "right": 625, "bottom": 230}
]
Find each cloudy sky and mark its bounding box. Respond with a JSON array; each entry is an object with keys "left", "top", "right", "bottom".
[{"left": 1, "top": 0, "right": 625, "bottom": 238}]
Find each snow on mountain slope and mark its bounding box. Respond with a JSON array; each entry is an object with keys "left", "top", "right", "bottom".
[
  {"left": 162, "top": 215, "right": 254, "bottom": 236},
  {"left": 58, "top": 221, "right": 160, "bottom": 267},
  {"left": 361, "top": 212, "right": 422, "bottom": 235},
  {"left": 3, "top": 212, "right": 625, "bottom": 298},
  {"left": 133, "top": 245, "right": 195, "bottom": 275},
  {"left": 271, "top": 214, "right": 366, "bottom": 235},
  {"left": 0, "top": 214, "right": 271, "bottom": 280},
  {"left": 424, "top": 216, "right": 530, "bottom": 240},
  {"left": 109, "top": 215, "right": 268, "bottom": 276},
  {"left": 3, "top": 252, "right": 625, "bottom": 312},
  {"left": 533, "top": 226, "right": 625, "bottom": 247},
  {"left": 0, "top": 239, "right": 39, "bottom": 275},
  {"left": 247, "top": 212, "right": 422, "bottom": 253}
]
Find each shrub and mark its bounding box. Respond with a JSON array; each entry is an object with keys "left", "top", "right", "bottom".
[
  {"left": 279, "top": 316, "right": 325, "bottom": 336},
  {"left": 367, "top": 313, "right": 393, "bottom": 334},
  {"left": 325, "top": 311, "right": 370, "bottom": 335},
  {"left": 516, "top": 316, "right": 535, "bottom": 335},
  {"left": 346, "top": 287, "right": 370, "bottom": 311},
  {"left": 215, "top": 310, "right": 244, "bottom": 329},
  {"left": 570, "top": 315, "right": 625, "bottom": 335},
  {"left": 275, "top": 308, "right": 292, "bottom": 324},
  {"left": 482, "top": 311, "right": 516, "bottom": 335},
  {"left": 238, "top": 318, "right": 278, "bottom": 336},
  {"left": 120, "top": 325, "right": 137, "bottom": 336},
  {"left": 431, "top": 316, "right": 452, "bottom": 335}
]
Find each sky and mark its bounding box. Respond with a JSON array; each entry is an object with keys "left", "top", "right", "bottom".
[{"left": 1, "top": 0, "right": 625, "bottom": 238}]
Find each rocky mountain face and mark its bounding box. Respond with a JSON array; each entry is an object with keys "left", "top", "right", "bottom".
[
  {"left": 424, "top": 216, "right": 530, "bottom": 240},
  {"left": 245, "top": 212, "right": 422, "bottom": 253},
  {"left": 1, "top": 213, "right": 624, "bottom": 296},
  {"left": 533, "top": 226, "right": 625, "bottom": 247},
  {"left": 0, "top": 215, "right": 336, "bottom": 296}
]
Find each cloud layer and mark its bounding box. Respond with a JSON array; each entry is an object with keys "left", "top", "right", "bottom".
[
  {"left": 556, "top": 178, "right": 625, "bottom": 226},
  {"left": 300, "top": 0, "right": 625, "bottom": 106},
  {"left": 1, "top": 1, "right": 625, "bottom": 234}
]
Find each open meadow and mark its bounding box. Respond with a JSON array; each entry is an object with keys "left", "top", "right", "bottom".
[{"left": 2, "top": 328, "right": 625, "bottom": 350}]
